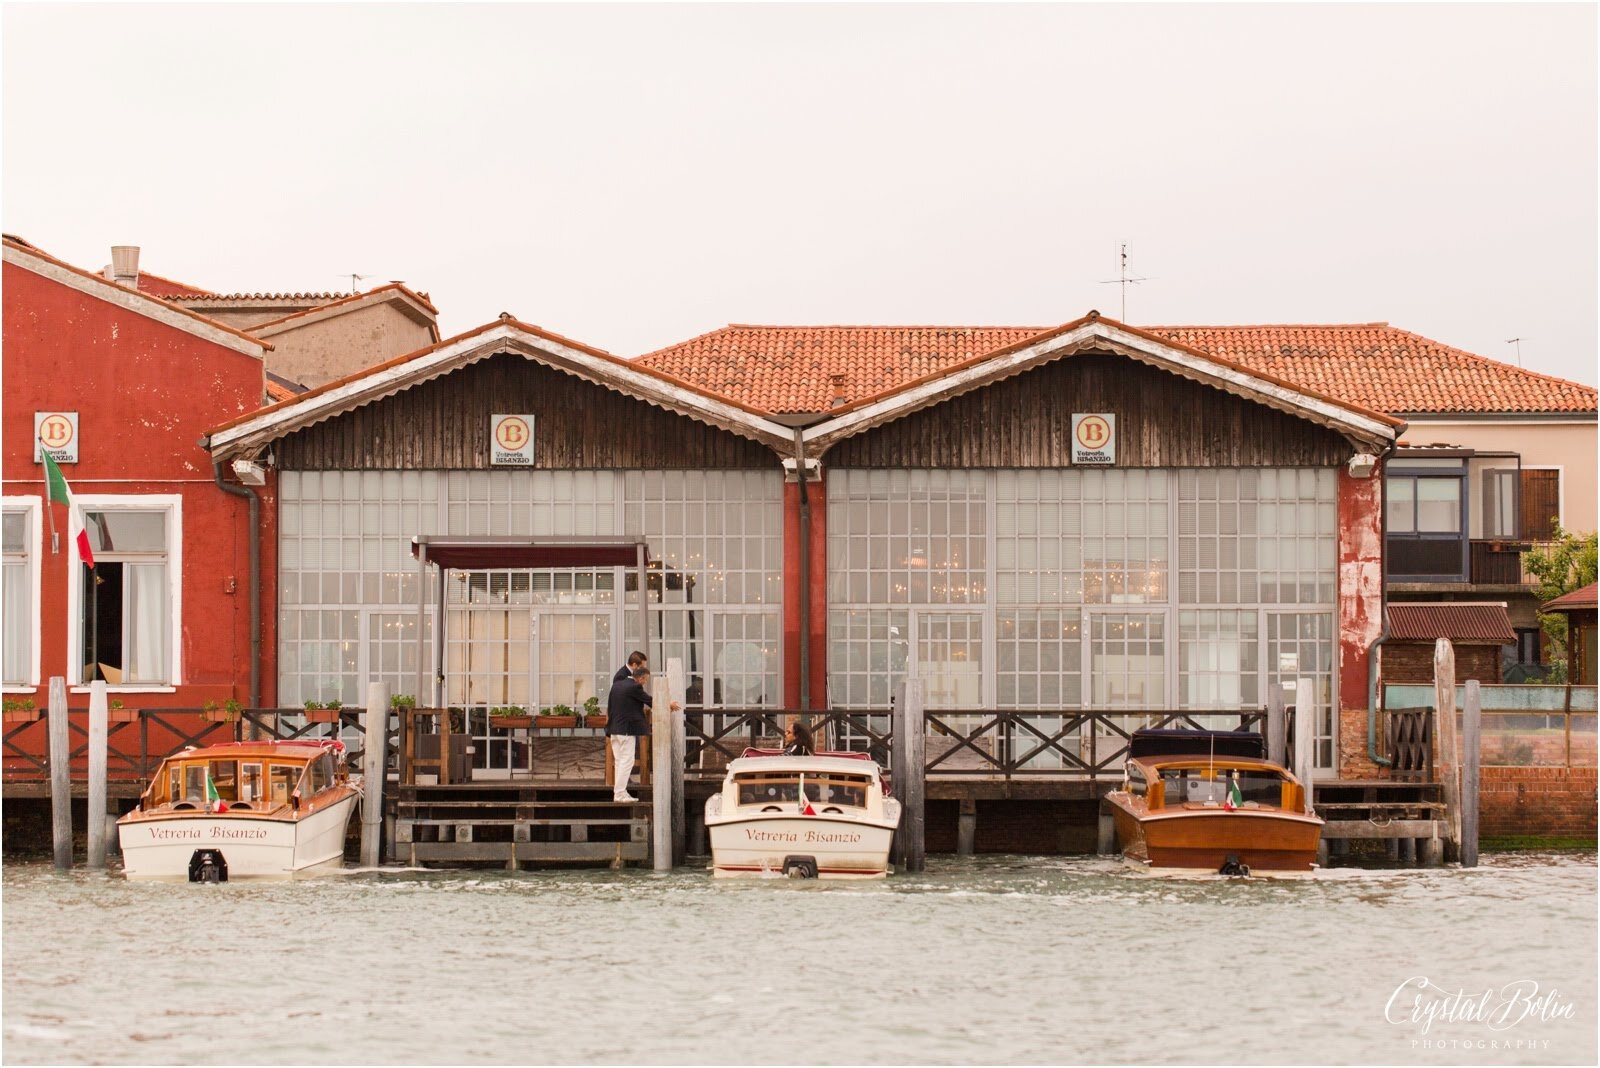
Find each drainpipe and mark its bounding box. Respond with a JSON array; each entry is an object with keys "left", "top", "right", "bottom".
[
  {"left": 212, "top": 460, "right": 261, "bottom": 709},
  {"left": 793, "top": 430, "right": 812, "bottom": 714},
  {"left": 1366, "top": 440, "right": 1399, "bottom": 767}
]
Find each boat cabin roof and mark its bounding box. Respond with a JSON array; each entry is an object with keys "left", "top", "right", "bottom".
[
  {"left": 1128, "top": 754, "right": 1294, "bottom": 777},
  {"left": 726, "top": 755, "right": 883, "bottom": 777},
  {"left": 154, "top": 741, "right": 340, "bottom": 766}
]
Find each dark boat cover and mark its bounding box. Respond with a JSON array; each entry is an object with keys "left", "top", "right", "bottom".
[{"left": 1128, "top": 728, "right": 1265, "bottom": 760}]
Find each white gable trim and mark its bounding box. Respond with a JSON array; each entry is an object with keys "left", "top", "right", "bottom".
[
  {"left": 3, "top": 244, "right": 268, "bottom": 358},
  {"left": 206, "top": 323, "right": 797, "bottom": 457},
  {"left": 801, "top": 320, "right": 1400, "bottom": 451}
]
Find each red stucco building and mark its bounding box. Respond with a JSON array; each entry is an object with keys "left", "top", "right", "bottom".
[{"left": 2, "top": 236, "right": 275, "bottom": 711}]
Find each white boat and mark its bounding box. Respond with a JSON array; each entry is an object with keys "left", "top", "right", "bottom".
[
  {"left": 118, "top": 740, "right": 360, "bottom": 881},
  {"left": 704, "top": 750, "right": 902, "bottom": 879}
]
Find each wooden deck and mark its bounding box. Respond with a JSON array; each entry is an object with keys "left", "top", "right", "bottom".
[{"left": 387, "top": 779, "right": 651, "bottom": 869}]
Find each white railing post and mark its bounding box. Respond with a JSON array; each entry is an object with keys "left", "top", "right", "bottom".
[
  {"left": 362, "top": 681, "right": 387, "bottom": 868},
  {"left": 86, "top": 680, "right": 109, "bottom": 869}
]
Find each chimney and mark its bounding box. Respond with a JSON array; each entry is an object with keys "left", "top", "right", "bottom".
[
  {"left": 110, "top": 245, "right": 140, "bottom": 287},
  {"left": 829, "top": 373, "right": 849, "bottom": 408}
]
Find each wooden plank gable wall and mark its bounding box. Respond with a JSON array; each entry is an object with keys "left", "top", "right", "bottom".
[
  {"left": 824, "top": 354, "right": 1352, "bottom": 468},
  {"left": 275, "top": 352, "right": 777, "bottom": 470}
]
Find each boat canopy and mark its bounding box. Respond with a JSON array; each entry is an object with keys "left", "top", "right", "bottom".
[{"left": 1128, "top": 728, "right": 1264, "bottom": 761}]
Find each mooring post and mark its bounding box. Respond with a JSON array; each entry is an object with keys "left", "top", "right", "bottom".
[
  {"left": 1433, "top": 639, "right": 1460, "bottom": 861},
  {"left": 667, "top": 657, "right": 687, "bottom": 867},
  {"left": 86, "top": 680, "right": 109, "bottom": 869},
  {"left": 1266, "top": 684, "right": 1286, "bottom": 766},
  {"left": 956, "top": 798, "right": 976, "bottom": 855},
  {"left": 1294, "top": 677, "right": 1317, "bottom": 811},
  {"left": 48, "top": 676, "right": 72, "bottom": 869},
  {"left": 897, "top": 676, "right": 926, "bottom": 873},
  {"left": 1461, "top": 679, "right": 1481, "bottom": 868},
  {"left": 1097, "top": 798, "right": 1117, "bottom": 856},
  {"left": 362, "top": 681, "right": 387, "bottom": 868},
  {"left": 891, "top": 680, "right": 908, "bottom": 867},
  {"left": 650, "top": 668, "right": 677, "bottom": 872}
]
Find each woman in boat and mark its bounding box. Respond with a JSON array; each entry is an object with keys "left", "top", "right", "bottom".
[{"left": 783, "top": 720, "right": 815, "bottom": 756}]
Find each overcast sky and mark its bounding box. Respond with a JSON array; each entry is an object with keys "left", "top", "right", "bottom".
[{"left": 4, "top": 3, "right": 1595, "bottom": 385}]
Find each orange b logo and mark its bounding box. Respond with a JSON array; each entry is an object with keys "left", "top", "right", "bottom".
[
  {"left": 39, "top": 415, "right": 73, "bottom": 450},
  {"left": 495, "top": 417, "right": 529, "bottom": 450},
  {"left": 1076, "top": 416, "right": 1109, "bottom": 449}
]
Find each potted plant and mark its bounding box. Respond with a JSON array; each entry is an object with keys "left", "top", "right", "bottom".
[
  {"left": 490, "top": 705, "right": 533, "bottom": 729},
  {"left": 201, "top": 699, "right": 239, "bottom": 724},
  {"left": 582, "top": 695, "right": 606, "bottom": 730},
  {"left": 2, "top": 697, "right": 38, "bottom": 725},
  {"left": 305, "top": 698, "right": 342, "bottom": 724},
  {"left": 535, "top": 703, "right": 579, "bottom": 730},
  {"left": 108, "top": 698, "right": 138, "bottom": 724},
  {"left": 391, "top": 693, "right": 417, "bottom": 710}
]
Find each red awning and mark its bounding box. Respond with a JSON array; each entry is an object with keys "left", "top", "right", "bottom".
[
  {"left": 410, "top": 537, "right": 648, "bottom": 571},
  {"left": 1543, "top": 582, "right": 1598, "bottom": 613}
]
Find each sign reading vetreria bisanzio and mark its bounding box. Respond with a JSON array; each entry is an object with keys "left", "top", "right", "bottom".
[
  {"left": 490, "top": 414, "right": 535, "bottom": 466},
  {"left": 1071, "top": 413, "right": 1116, "bottom": 465}
]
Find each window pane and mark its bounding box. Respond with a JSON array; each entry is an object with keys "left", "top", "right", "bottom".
[
  {"left": 85, "top": 510, "right": 166, "bottom": 553},
  {"left": 3, "top": 560, "right": 28, "bottom": 683},
  {"left": 1387, "top": 479, "right": 1416, "bottom": 532},
  {"left": 1416, "top": 479, "right": 1461, "bottom": 533},
  {"left": 2, "top": 511, "right": 25, "bottom": 554}
]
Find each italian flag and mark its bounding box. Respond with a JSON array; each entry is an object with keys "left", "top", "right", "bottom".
[
  {"left": 206, "top": 772, "right": 228, "bottom": 813},
  {"left": 1223, "top": 774, "right": 1243, "bottom": 811},
  {"left": 42, "top": 451, "right": 94, "bottom": 568}
]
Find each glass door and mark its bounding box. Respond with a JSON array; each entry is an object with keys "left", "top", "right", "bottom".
[
  {"left": 913, "top": 610, "right": 986, "bottom": 768},
  {"left": 1087, "top": 610, "right": 1169, "bottom": 765},
  {"left": 1267, "top": 611, "right": 1335, "bottom": 772}
]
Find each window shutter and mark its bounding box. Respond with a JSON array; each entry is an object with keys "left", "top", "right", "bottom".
[{"left": 1519, "top": 469, "right": 1561, "bottom": 541}]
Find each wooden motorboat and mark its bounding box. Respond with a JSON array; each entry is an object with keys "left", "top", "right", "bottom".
[
  {"left": 1105, "top": 729, "right": 1323, "bottom": 874},
  {"left": 118, "top": 740, "right": 359, "bottom": 882},
  {"left": 704, "top": 750, "right": 902, "bottom": 879}
]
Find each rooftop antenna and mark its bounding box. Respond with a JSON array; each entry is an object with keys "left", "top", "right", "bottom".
[
  {"left": 1504, "top": 338, "right": 1524, "bottom": 367},
  {"left": 1097, "top": 242, "right": 1147, "bottom": 321},
  {"left": 341, "top": 273, "right": 372, "bottom": 294}
]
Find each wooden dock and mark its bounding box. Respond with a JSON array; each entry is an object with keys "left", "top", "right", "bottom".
[{"left": 388, "top": 780, "right": 651, "bottom": 869}]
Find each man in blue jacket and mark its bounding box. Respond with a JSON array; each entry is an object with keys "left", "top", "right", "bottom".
[{"left": 606, "top": 665, "right": 679, "bottom": 802}]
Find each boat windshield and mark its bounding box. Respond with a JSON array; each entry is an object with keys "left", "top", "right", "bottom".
[
  {"left": 734, "top": 774, "right": 872, "bottom": 808},
  {"left": 1159, "top": 768, "right": 1286, "bottom": 808}
]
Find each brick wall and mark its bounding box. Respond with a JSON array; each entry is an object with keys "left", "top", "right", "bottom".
[
  {"left": 1480, "top": 767, "right": 1598, "bottom": 838},
  {"left": 1384, "top": 642, "right": 1503, "bottom": 684}
]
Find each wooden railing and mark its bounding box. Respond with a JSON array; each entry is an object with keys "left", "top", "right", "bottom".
[
  {"left": 1469, "top": 540, "right": 1533, "bottom": 585},
  {"left": 681, "top": 708, "right": 1269, "bottom": 781},
  {"left": 1384, "top": 707, "right": 1435, "bottom": 781},
  {"left": 2, "top": 708, "right": 395, "bottom": 787}
]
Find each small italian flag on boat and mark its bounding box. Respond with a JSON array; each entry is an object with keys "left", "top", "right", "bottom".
[
  {"left": 1222, "top": 772, "right": 1242, "bottom": 812},
  {"left": 797, "top": 775, "right": 816, "bottom": 816},
  {"left": 206, "top": 772, "right": 228, "bottom": 813}
]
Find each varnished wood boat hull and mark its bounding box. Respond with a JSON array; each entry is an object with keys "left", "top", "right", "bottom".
[{"left": 1108, "top": 794, "right": 1323, "bottom": 872}]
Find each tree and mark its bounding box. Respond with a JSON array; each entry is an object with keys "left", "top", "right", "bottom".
[{"left": 1522, "top": 522, "right": 1598, "bottom": 682}]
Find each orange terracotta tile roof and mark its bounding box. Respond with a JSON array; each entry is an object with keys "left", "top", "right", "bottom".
[
  {"left": 176, "top": 290, "right": 349, "bottom": 303},
  {"left": 132, "top": 270, "right": 214, "bottom": 298},
  {"left": 637, "top": 322, "right": 1597, "bottom": 416}
]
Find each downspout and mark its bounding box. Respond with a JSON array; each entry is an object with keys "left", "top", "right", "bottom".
[
  {"left": 793, "top": 430, "right": 811, "bottom": 714},
  {"left": 1366, "top": 440, "right": 1399, "bottom": 767},
  {"left": 212, "top": 459, "right": 261, "bottom": 709}
]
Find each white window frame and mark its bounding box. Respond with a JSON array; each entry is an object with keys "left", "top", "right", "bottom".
[
  {"left": 67, "top": 494, "right": 183, "bottom": 693},
  {"left": 2, "top": 496, "right": 43, "bottom": 691}
]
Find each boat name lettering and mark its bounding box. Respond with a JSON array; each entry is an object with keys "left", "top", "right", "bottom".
[
  {"left": 148, "top": 826, "right": 268, "bottom": 841},
  {"left": 743, "top": 829, "right": 862, "bottom": 844}
]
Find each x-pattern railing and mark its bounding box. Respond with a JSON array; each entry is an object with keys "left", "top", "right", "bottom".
[{"left": 680, "top": 707, "right": 1267, "bottom": 780}]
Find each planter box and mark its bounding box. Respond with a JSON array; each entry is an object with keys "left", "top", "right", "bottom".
[
  {"left": 583, "top": 715, "right": 608, "bottom": 730},
  {"left": 2, "top": 709, "right": 40, "bottom": 725},
  {"left": 536, "top": 715, "right": 579, "bottom": 730},
  {"left": 108, "top": 709, "right": 139, "bottom": 723},
  {"left": 304, "top": 709, "right": 343, "bottom": 724},
  {"left": 201, "top": 709, "right": 239, "bottom": 724},
  {"left": 492, "top": 715, "right": 533, "bottom": 729}
]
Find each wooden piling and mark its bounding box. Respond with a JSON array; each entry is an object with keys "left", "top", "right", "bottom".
[
  {"left": 86, "top": 680, "right": 108, "bottom": 869},
  {"left": 1461, "top": 679, "right": 1481, "bottom": 868},
  {"left": 650, "top": 666, "right": 678, "bottom": 872},
  {"left": 667, "top": 658, "right": 687, "bottom": 867},
  {"left": 956, "top": 798, "right": 977, "bottom": 855},
  {"left": 362, "top": 681, "right": 387, "bottom": 868},
  {"left": 1433, "top": 639, "right": 1460, "bottom": 861},
  {"left": 1097, "top": 805, "right": 1117, "bottom": 856},
  {"left": 48, "top": 677, "right": 71, "bottom": 869},
  {"left": 1266, "top": 684, "right": 1286, "bottom": 767},
  {"left": 892, "top": 677, "right": 926, "bottom": 873}
]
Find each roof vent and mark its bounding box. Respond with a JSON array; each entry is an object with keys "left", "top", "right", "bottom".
[
  {"left": 829, "top": 373, "right": 849, "bottom": 407},
  {"left": 110, "top": 245, "right": 140, "bottom": 287}
]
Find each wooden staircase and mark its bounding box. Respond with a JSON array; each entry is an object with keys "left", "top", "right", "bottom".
[
  {"left": 389, "top": 781, "right": 650, "bottom": 869},
  {"left": 1313, "top": 778, "right": 1449, "bottom": 865}
]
